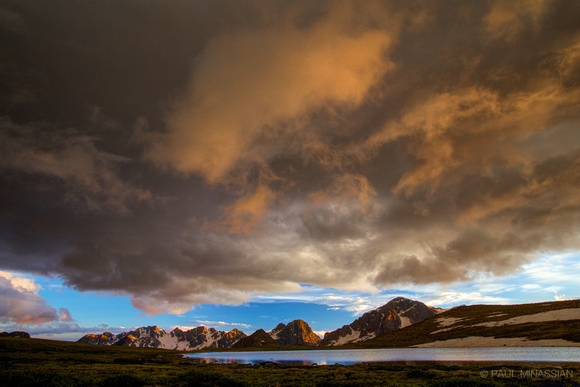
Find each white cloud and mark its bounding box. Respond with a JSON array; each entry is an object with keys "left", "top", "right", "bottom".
[
  {"left": 0, "top": 271, "right": 70, "bottom": 325},
  {"left": 521, "top": 252, "right": 580, "bottom": 285},
  {"left": 185, "top": 320, "right": 252, "bottom": 329},
  {"left": 423, "top": 291, "right": 510, "bottom": 307},
  {"left": 521, "top": 284, "right": 542, "bottom": 290},
  {"left": 313, "top": 331, "right": 326, "bottom": 339},
  {"left": 553, "top": 289, "right": 567, "bottom": 301},
  {"left": 59, "top": 308, "right": 73, "bottom": 322}
]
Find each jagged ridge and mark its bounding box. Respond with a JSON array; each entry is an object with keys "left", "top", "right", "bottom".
[{"left": 78, "top": 325, "right": 246, "bottom": 350}]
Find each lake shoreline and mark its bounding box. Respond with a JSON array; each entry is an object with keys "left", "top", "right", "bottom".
[{"left": 185, "top": 347, "right": 580, "bottom": 365}]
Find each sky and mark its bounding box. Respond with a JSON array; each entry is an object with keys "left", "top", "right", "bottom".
[{"left": 0, "top": 0, "right": 579, "bottom": 341}]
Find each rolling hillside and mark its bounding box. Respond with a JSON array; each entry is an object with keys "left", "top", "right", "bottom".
[{"left": 351, "top": 299, "right": 580, "bottom": 348}]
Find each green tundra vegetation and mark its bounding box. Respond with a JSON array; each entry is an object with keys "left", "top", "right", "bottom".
[{"left": 2, "top": 336, "right": 580, "bottom": 386}]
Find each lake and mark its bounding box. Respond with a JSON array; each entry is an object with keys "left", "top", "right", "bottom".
[{"left": 185, "top": 347, "right": 580, "bottom": 365}]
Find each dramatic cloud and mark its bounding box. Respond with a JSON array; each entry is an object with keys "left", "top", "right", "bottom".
[
  {"left": 149, "top": 1, "right": 396, "bottom": 185},
  {"left": 0, "top": 271, "right": 71, "bottom": 324},
  {"left": 0, "top": 0, "right": 579, "bottom": 315}
]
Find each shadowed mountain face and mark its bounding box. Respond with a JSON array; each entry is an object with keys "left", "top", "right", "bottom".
[
  {"left": 320, "top": 297, "right": 440, "bottom": 346},
  {"left": 268, "top": 319, "right": 321, "bottom": 346},
  {"left": 232, "top": 329, "right": 280, "bottom": 348}
]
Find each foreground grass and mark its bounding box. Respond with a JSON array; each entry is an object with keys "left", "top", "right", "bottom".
[{"left": 2, "top": 337, "right": 580, "bottom": 386}]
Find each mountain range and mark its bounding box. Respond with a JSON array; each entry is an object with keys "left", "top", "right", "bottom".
[
  {"left": 78, "top": 325, "right": 246, "bottom": 350},
  {"left": 78, "top": 297, "right": 437, "bottom": 350},
  {"left": 78, "top": 297, "right": 580, "bottom": 350}
]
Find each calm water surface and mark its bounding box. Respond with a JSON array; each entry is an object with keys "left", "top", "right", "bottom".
[{"left": 185, "top": 348, "right": 580, "bottom": 365}]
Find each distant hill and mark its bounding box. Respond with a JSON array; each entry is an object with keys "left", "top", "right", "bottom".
[
  {"left": 320, "top": 297, "right": 441, "bottom": 346},
  {"left": 351, "top": 299, "right": 580, "bottom": 348},
  {"left": 0, "top": 331, "right": 30, "bottom": 338}
]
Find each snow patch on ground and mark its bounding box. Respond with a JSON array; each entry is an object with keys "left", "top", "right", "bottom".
[
  {"left": 485, "top": 312, "right": 508, "bottom": 318},
  {"left": 430, "top": 326, "right": 466, "bottom": 335},
  {"left": 157, "top": 334, "right": 179, "bottom": 349},
  {"left": 353, "top": 332, "right": 376, "bottom": 343},
  {"left": 475, "top": 308, "right": 580, "bottom": 327},
  {"left": 399, "top": 316, "right": 412, "bottom": 328},
  {"left": 176, "top": 341, "right": 191, "bottom": 351},
  {"left": 434, "top": 317, "right": 466, "bottom": 327},
  {"left": 202, "top": 331, "right": 217, "bottom": 348},
  {"left": 399, "top": 305, "right": 418, "bottom": 327},
  {"left": 412, "top": 336, "right": 580, "bottom": 347},
  {"left": 327, "top": 328, "right": 360, "bottom": 346}
]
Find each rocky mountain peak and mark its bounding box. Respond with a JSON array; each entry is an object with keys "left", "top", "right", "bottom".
[
  {"left": 320, "top": 297, "right": 439, "bottom": 346},
  {"left": 133, "top": 326, "right": 166, "bottom": 338},
  {"left": 77, "top": 332, "right": 115, "bottom": 345},
  {"left": 269, "top": 319, "right": 321, "bottom": 346},
  {"left": 269, "top": 323, "right": 286, "bottom": 339},
  {"left": 224, "top": 328, "right": 242, "bottom": 339},
  {"left": 385, "top": 297, "right": 414, "bottom": 308}
]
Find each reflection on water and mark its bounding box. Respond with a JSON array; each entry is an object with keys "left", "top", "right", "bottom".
[{"left": 185, "top": 347, "right": 580, "bottom": 366}]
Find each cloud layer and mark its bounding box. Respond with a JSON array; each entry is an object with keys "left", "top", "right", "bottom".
[
  {"left": 1, "top": 0, "right": 579, "bottom": 315},
  {"left": 149, "top": 2, "right": 395, "bottom": 184}
]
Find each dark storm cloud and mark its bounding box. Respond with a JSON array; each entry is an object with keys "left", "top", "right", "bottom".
[
  {"left": 1, "top": 0, "right": 579, "bottom": 315},
  {"left": 0, "top": 118, "right": 153, "bottom": 212}
]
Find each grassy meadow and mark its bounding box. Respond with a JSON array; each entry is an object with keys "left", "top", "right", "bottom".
[{"left": 2, "top": 337, "right": 580, "bottom": 386}]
